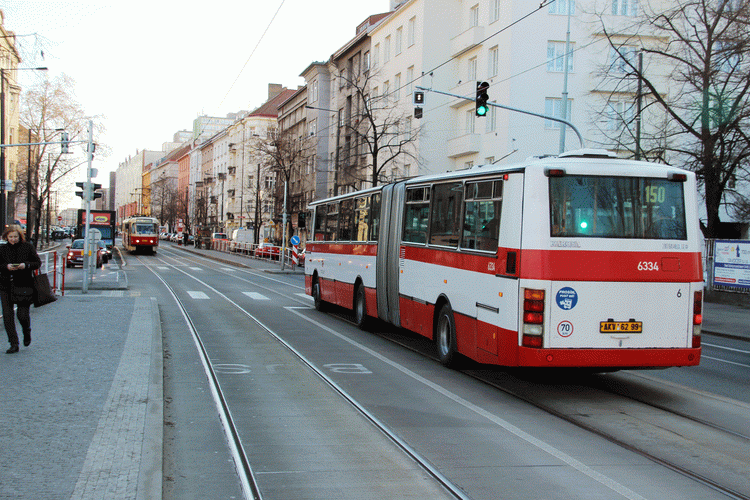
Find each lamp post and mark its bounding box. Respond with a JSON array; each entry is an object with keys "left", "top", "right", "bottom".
[
  {"left": 305, "top": 105, "right": 340, "bottom": 197},
  {"left": 0, "top": 66, "right": 47, "bottom": 230}
]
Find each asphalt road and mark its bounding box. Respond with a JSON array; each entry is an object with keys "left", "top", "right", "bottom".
[{"left": 134, "top": 243, "right": 749, "bottom": 499}]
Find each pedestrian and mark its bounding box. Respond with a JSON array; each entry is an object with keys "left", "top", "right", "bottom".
[{"left": 0, "top": 225, "right": 41, "bottom": 353}]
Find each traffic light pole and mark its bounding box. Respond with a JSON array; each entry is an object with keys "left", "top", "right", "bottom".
[
  {"left": 415, "top": 86, "right": 586, "bottom": 149},
  {"left": 82, "top": 120, "right": 93, "bottom": 293}
]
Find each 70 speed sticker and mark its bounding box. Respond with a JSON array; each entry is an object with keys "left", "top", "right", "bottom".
[{"left": 557, "top": 320, "right": 574, "bottom": 337}]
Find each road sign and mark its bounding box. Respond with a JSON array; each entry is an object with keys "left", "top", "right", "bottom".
[
  {"left": 290, "top": 235, "right": 300, "bottom": 246},
  {"left": 57, "top": 216, "right": 63, "bottom": 222}
]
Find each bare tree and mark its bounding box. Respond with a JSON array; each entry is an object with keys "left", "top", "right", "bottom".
[
  {"left": 256, "top": 128, "right": 314, "bottom": 244},
  {"left": 18, "top": 73, "right": 106, "bottom": 246},
  {"left": 592, "top": 0, "right": 750, "bottom": 237},
  {"left": 338, "top": 68, "right": 421, "bottom": 189}
]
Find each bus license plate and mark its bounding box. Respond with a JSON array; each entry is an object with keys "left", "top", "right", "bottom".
[{"left": 599, "top": 321, "right": 642, "bottom": 333}]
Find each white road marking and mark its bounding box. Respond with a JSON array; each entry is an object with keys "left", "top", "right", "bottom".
[
  {"left": 187, "top": 291, "right": 209, "bottom": 299},
  {"left": 243, "top": 292, "right": 269, "bottom": 301},
  {"left": 296, "top": 293, "right": 314, "bottom": 301}
]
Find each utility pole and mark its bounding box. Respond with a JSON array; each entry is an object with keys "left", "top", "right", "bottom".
[
  {"left": 559, "top": 1, "right": 573, "bottom": 153},
  {"left": 82, "top": 120, "right": 94, "bottom": 294}
]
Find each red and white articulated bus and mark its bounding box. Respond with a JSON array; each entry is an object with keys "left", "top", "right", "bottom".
[
  {"left": 122, "top": 216, "right": 160, "bottom": 254},
  {"left": 305, "top": 150, "right": 703, "bottom": 370}
]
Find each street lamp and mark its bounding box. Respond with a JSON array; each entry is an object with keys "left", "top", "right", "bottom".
[
  {"left": 305, "top": 105, "right": 341, "bottom": 197},
  {"left": 1, "top": 66, "right": 48, "bottom": 230}
]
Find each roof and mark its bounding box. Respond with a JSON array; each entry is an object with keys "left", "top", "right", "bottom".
[{"left": 249, "top": 88, "right": 297, "bottom": 118}]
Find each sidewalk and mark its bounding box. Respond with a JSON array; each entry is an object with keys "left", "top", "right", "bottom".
[{"left": 0, "top": 292, "right": 162, "bottom": 500}]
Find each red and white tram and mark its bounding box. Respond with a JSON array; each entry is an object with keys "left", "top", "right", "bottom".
[
  {"left": 122, "top": 216, "right": 160, "bottom": 254},
  {"left": 305, "top": 150, "right": 703, "bottom": 369}
]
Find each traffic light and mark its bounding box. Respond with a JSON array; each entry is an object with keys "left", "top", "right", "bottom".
[
  {"left": 90, "top": 183, "right": 102, "bottom": 200},
  {"left": 413, "top": 90, "right": 424, "bottom": 119},
  {"left": 475, "top": 81, "right": 490, "bottom": 117},
  {"left": 61, "top": 132, "right": 70, "bottom": 154},
  {"left": 75, "top": 181, "right": 86, "bottom": 199}
]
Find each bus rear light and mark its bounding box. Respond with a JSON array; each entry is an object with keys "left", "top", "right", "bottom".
[
  {"left": 522, "top": 288, "right": 545, "bottom": 348},
  {"left": 692, "top": 291, "right": 703, "bottom": 339},
  {"left": 522, "top": 335, "right": 543, "bottom": 348}
]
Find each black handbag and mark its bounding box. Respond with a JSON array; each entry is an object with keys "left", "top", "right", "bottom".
[
  {"left": 11, "top": 284, "right": 35, "bottom": 305},
  {"left": 33, "top": 273, "right": 57, "bottom": 307}
]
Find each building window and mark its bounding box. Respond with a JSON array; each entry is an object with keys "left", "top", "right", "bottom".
[
  {"left": 373, "top": 43, "right": 380, "bottom": 68},
  {"left": 384, "top": 35, "right": 391, "bottom": 62},
  {"left": 311, "top": 80, "right": 318, "bottom": 102},
  {"left": 470, "top": 4, "right": 479, "bottom": 27},
  {"left": 608, "top": 45, "right": 637, "bottom": 73},
  {"left": 488, "top": 46, "right": 499, "bottom": 77},
  {"left": 396, "top": 26, "right": 403, "bottom": 55},
  {"left": 466, "top": 109, "right": 476, "bottom": 134},
  {"left": 406, "top": 66, "right": 414, "bottom": 95},
  {"left": 468, "top": 56, "right": 477, "bottom": 81},
  {"left": 606, "top": 101, "right": 635, "bottom": 131},
  {"left": 545, "top": 98, "right": 573, "bottom": 129},
  {"left": 547, "top": 41, "right": 574, "bottom": 72},
  {"left": 490, "top": 0, "right": 501, "bottom": 23},
  {"left": 394, "top": 73, "right": 401, "bottom": 101},
  {"left": 485, "top": 105, "right": 497, "bottom": 133},
  {"left": 364, "top": 51, "right": 370, "bottom": 71},
  {"left": 612, "top": 0, "right": 638, "bottom": 16},
  {"left": 549, "top": 0, "right": 575, "bottom": 14},
  {"left": 408, "top": 17, "right": 416, "bottom": 46}
]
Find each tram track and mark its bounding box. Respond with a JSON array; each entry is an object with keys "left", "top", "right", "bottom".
[
  {"left": 138, "top": 252, "right": 471, "bottom": 500},
  {"left": 147, "top": 247, "right": 750, "bottom": 499},
  {"left": 344, "top": 313, "right": 750, "bottom": 500}
]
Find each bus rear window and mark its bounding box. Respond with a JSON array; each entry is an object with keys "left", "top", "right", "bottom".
[{"left": 549, "top": 175, "right": 687, "bottom": 240}]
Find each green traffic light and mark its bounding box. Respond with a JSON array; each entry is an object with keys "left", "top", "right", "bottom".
[{"left": 477, "top": 105, "right": 488, "bottom": 116}]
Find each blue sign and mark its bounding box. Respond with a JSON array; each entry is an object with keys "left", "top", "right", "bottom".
[
  {"left": 556, "top": 287, "right": 578, "bottom": 310},
  {"left": 290, "top": 235, "right": 300, "bottom": 246}
]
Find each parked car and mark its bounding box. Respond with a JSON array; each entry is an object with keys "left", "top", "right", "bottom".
[
  {"left": 254, "top": 242, "right": 280, "bottom": 260},
  {"left": 66, "top": 239, "right": 103, "bottom": 268}
]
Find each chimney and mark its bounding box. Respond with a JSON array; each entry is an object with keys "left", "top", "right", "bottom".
[{"left": 268, "top": 83, "right": 283, "bottom": 100}]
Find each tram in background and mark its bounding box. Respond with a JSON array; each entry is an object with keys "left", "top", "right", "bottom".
[
  {"left": 122, "top": 216, "right": 160, "bottom": 254},
  {"left": 305, "top": 150, "right": 703, "bottom": 370}
]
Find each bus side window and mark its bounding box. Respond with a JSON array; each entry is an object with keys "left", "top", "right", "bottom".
[
  {"left": 429, "top": 182, "right": 462, "bottom": 247},
  {"left": 314, "top": 205, "right": 327, "bottom": 241},
  {"left": 340, "top": 198, "right": 354, "bottom": 241},
  {"left": 354, "top": 196, "right": 370, "bottom": 242},
  {"left": 370, "top": 193, "right": 381, "bottom": 242},
  {"left": 403, "top": 187, "right": 430, "bottom": 244},
  {"left": 326, "top": 203, "right": 339, "bottom": 241},
  {"left": 463, "top": 180, "right": 502, "bottom": 251}
]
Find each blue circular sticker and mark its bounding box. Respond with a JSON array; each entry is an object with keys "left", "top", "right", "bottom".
[{"left": 556, "top": 287, "right": 578, "bottom": 310}]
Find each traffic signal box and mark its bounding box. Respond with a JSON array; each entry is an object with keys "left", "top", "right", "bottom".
[
  {"left": 476, "top": 81, "right": 490, "bottom": 117},
  {"left": 414, "top": 90, "right": 425, "bottom": 119},
  {"left": 75, "top": 181, "right": 103, "bottom": 200}
]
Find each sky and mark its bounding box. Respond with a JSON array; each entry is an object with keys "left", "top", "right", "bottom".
[{"left": 0, "top": 0, "right": 390, "bottom": 208}]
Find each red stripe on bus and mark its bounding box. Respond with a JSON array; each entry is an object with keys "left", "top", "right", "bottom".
[
  {"left": 307, "top": 243, "right": 377, "bottom": 256},
  {"left": 520, "top": 249, "right": 702, "bottom": 282}
]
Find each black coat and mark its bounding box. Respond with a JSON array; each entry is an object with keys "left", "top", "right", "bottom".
[{"left": 0, "top": 241, "right": 42, "bottom": 292}]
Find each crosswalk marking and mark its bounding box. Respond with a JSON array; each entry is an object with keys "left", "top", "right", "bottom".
[
  {"left": 187, "top": 291, "right": 209, "bottom": 299},
  {"left": 189, "top": 267, "right": 202, "bottom": 271},
  {"left": 243, "top": 292, "right": 269, "bottom": 300},
  {"left": 157, "top": 266, "right": 169, "bottom": 270},
  {"left": 296, "top": 293, "right": 313, "bottom": 301}
]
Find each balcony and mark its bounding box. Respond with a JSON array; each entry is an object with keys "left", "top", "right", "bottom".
[
  {"left": 447, "top": 133, "right": 480, "bottom": 158},
  {"left": 450, "top": 25, "right": 485, "bottom": 58},
  {"left": 449, "top": 80, "right": 477, "bottom": 108}
]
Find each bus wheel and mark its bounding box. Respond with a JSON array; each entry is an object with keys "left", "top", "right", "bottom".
[
  {"left": 354, "top": 284, "right": 367, "bottom": 329},
  {"left": 313, "top": 279, "right": 326, "bottom": 312},
  {"left": 436, "top": 303, "right": 458, "bottom": 367}
]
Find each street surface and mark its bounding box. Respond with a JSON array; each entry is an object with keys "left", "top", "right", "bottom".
[{"left": 147, "top": 243, "right": 750, "bottom": 499}]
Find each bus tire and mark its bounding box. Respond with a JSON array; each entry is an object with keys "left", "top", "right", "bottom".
[
  {"left": 313, "top": 278, "right": 326, "bottom": 312},
  {"left": 354, "top": 284, "right": 367, "bottom": 329},
  {"left": 436, "top": 303, "right": 458, "bottom": 367}
]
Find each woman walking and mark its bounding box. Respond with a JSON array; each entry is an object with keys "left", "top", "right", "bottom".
[{"left": 0, "top": 226, "right": 41, "bottom": 353}]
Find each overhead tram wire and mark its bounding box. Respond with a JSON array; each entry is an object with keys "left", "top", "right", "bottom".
[{"left": 194, "top": 0, "right": 287, "bottom": 141}]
